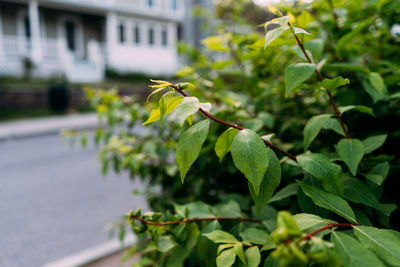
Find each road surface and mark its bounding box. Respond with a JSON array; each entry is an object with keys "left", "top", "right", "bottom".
[{"left": 0, "top": 134, "right": 148, "bottom": 267}]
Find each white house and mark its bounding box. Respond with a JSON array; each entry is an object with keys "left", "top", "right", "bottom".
[{"left": 0, "top": 0, "right": 198, "bottom": 83}]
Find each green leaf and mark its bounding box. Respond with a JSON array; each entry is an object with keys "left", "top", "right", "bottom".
[
  {"left": 339, "top": 105, "right": 375, "bottom": 117},
  {"left": 337, "top": 139, "right": 364, "bottom": 176},
  {"left": 320, "top": 77, "right": 350, "bottom": 91},
  {"left": 322, "top": 118, "right": 345, "bottom": 136},
  {"left": 215, "top": 128, "right": 239, "bottom": 162},
  {"left": 304, "top": 39, "right": 324, "bottom": 61},
  {"left": 364, "top": 162, "right": 389, "bottom": 185},
  {"left": 360, "top": 76, "right": 387, "bottom": 103},
  {"left": 362, "top": 134, "right": 387, "bottom": 154},
  {"left": 284, "top": 63, "right": 316, "bottom": 97},
  {"left": 203, "top": 230, "right": 239, "bottom": 244},
  {"left": 143, "top": 96, "right": 183, "bottom": 125},
  {"left": 243, "top": 247, "right": 261, "bottom": 267},
  {"left": 175, "top": 97, "right": 200, "bottom": 126},
  {"left": 143, "top": 108, "right": 161, "bottom": 125},
  {"left": 354, "top": 226, "right": 400, "bottom": 266},
  {"left": 231, "top": 129, "right": 270, "bottom": 195},
  {"left": 293, "top": 27, "right": 311, "bottom": 35},
  {"left": 268, "top": 183, "right": 299, "bottom": 203},
  {"left": 158, "top": 235, "right": 178, "bottom": 252},
  {"left": 234, "top": 243, "right": 246, "bottom": 264},
  {"left": 336, "top": 139, "right": 364, "bottom": 176},
  {"left": 240, "top": 228, "right": 270, "bottom": 245},
  {"left": 175, "top": 120, "right": 210, "bottom": 183},
  {"left": 249, "top": 150, "right": 281, "bottom": 214},
  {"left": 202, "top": 35, "right": 230, "bottom": 52},
  {"left": 331, "top": 232, "right": 385, "bottom": 267},
  {"left": 297, "top": 153, "right": 343, "bottom": 196},
  {"left": 293, "top": 213, "right": 334, "bottom": 232},
  {"left": 298, "top": 181, "right": 357, "bottom": 223},
  {"left": 369, "top": 72, "right": 385, "bottom": 94},
  {"left": 216, "top": 248, "right": 236, "bottom": 267},
  {"left": 303, "top": 114, "right": 332, "bottom": 150},
  {"left": 343, "top": 177, "right": 381, "bottom": 210},
  {"left": 264, "top": 26, "right": 289, "bottom": 48}
]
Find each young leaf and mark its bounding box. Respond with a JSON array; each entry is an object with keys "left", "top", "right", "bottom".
[
  {"left": 231, "top": 129, "right": 270, "bottom": 195},
  {"left": 249, "top": 150, "right": 281, "bottom": 215},
  {"left": 284, "top": 63, "right": 316, "bottom": 97},
  {"left": 216, "top": 248, "right": 236, "bottom": 267},
  {"left": 293, "top": 213, "right": 334, "bottom": 232},
  {"left": 297, "top": 153, "right": 343, "bottom": 196},
  {"left": 336, "top": 139, "right": 364, "bottom": 176},
  {"left": 203, "top": 230, "right": 239, "bottom": 244},
  {"left": 264, "top": 26, "right": 289, "bottom": 48},
  {"left": 243, "top": 247, "right": 261, "bottom": 267},
  {"left": 320, "top": 77, "right": 350, "bottom": 91},
  {"left": 362, "top": 134, "right": 387, "bottom": 154},
  {"left": 303, "top": 114, "right": 332, "bottom": 150},
  {"left": 298, "top": 181, "right": 357, "bottom": 223},
  {"left": 233, "top": 243, "right": 246, "bottom": 264},
  {"left": 143, "top": 96, "right": 183, "bottom": 125},
  {"left": 143, "top": 108, "right": 161, "bottom": 125},
  {"left": 175, "top": 120, "right": 210, "bottom": 183},
  {"left": 214, "top": 128, "right": 239, "bottom": 162},
  {"left": 353, "top": 226, "right": 400, "bottom": 266},
  {"left": 331, "top": 232, "right": 385, "bottom": 267},
  {"left": 175, "top": 97, "right": 200, "bottom": 126},
  {"left": 364, "top": 162, "right": 389, "bottom": 185},
  {"left": 369, "top": 72, "right": 385, "bottom": 94}
]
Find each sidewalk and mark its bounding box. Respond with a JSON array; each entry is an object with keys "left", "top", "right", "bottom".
[{"left": 0, "top": 113, "right": 99, "bottom": 141}]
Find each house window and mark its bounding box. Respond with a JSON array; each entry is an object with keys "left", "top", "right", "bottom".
[
  {"left": 119, "top": 23, "right": 125, "bottom": 43},
  {"left": 147, "top": 0, "right": 154, "bottom": 7},
  {"left": 148, "top": 27, "right": 154, "bottom": 45},
  {"left": 172, "top": 0, "right": 177, "bottom": 10},
  {"left": 134, "top": 25, "right": 140, "bottom": 44},
  {"left": 161, "top": 27, "right": 168, "bottom": 47},
  {"left": 65, "top": 21, "right": 76, "bottom": 51}
]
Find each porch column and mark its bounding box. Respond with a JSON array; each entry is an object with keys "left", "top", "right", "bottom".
[
  {"left": 105, "top": 12, "right": 117, "bottom": 65},
  {"left": 29, "top": 0, "right": 41, "bottom": 63}
]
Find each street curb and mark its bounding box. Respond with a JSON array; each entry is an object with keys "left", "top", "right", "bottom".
[
  {"left": 0, "top": 113, "right": 99, "bottom": 142},
  {"left": 41, "top": 234, "right": 136, "bottom": 267}
]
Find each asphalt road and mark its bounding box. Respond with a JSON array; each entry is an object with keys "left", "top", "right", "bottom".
[{"left": 0, "top": 134, "right": 148, "bottom": 267}]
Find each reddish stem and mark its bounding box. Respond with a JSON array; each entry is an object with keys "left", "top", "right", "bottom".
[
  {"left": 288, "top": 23, "right": 350, "bottom": 139},
  {"left": 171, "top": 84, "right": 297, "bottom": 160},
  {"left": 302, "top": 223, "right": 356, "bottom": 240}
]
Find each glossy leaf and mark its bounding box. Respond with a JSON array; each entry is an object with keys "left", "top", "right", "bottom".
[
  {"left": 268, "top": 183, "right": 299, "bottom": 203},
  {"left": 303, "top": 114, "right": 331, "bottom": 150},
  {"left": 293, "top": 213, "right": 334, "bottom": 232},
  {"left": 214, "top": 128, "right": 239, "bottom": 162},
  {"left": 175, "top": 120, "right": 210, "bottom": 183},
  {"left": 354, "top": 226, "right": 400, "bottom": 266},
  {"left": 297, "top": 153, "right": 343, "bottom": 196},
  {"left": 362, "top": 134, "right": 387, "bottom": 154},
  {"left": 336, "top": 139, "right": 364, "bottom": 176},
  {"left": 264, "top": 26, "right": 289, "bottom": 48},
  {"left": 331, "top": 232, "right": 385, "bottom": 267},
  {"left": 249, "top": 150, "right": 281, "bottom": 214},
  {"left": 298, "top": 181, "right": 357, "bottom": 223},
  {"left": 231, "top": 129, "right": 270, "bottom": 195},
  {"left": 285, "top": 63, "right": 316, "bottom": 97}
]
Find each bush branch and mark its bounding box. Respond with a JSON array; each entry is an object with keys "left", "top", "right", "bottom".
[
  {"left": 288, "top": 23, "right": 350, "bottom": 138},
  {"left": 171, "top": 84, "right": 297, "bottom": 160},
  {"left": 302, "top": 223, "right": 356, "bottom": 240},
  {"left": 131, "top": 215, "right": 262, "bottom": 226}
]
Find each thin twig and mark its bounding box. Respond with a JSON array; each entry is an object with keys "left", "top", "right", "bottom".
[
  {"left": 288, "top": 23, "right": 350, "bottom": 138},
  {"left": 171, "top": 84, "right": 297, "bottom": 160},
  {"left": 302, "top": 223, "right": 356, "bottom": 240},
  {"left": 131, "top": 215, "right": 262, "bottom": 226}
]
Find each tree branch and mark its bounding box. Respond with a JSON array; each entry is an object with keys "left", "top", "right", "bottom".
[
  {"left": 171, "top": 84, "right": 297, "bottom": 160},
  {"left": 288, "top": 23, "right": 350, "bottom": 138},
  {"left": 131, "top": 215, "right": 262, "bottom": 226}
]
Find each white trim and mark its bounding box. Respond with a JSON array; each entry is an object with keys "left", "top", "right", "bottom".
[
  {"left": 0, "top": 6, "right": 3, "bottom": 59},
  {"left": 58, "top": 14, "right": 84, "bottom": 59}
]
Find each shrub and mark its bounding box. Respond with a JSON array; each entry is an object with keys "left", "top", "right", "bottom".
[{"left": 84, "top": 0, "right": 400, "bottom": 266}]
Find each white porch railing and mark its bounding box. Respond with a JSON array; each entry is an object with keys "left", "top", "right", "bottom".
[{"left": 1, "top": 35, "right": 31, "bottom": 58}]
